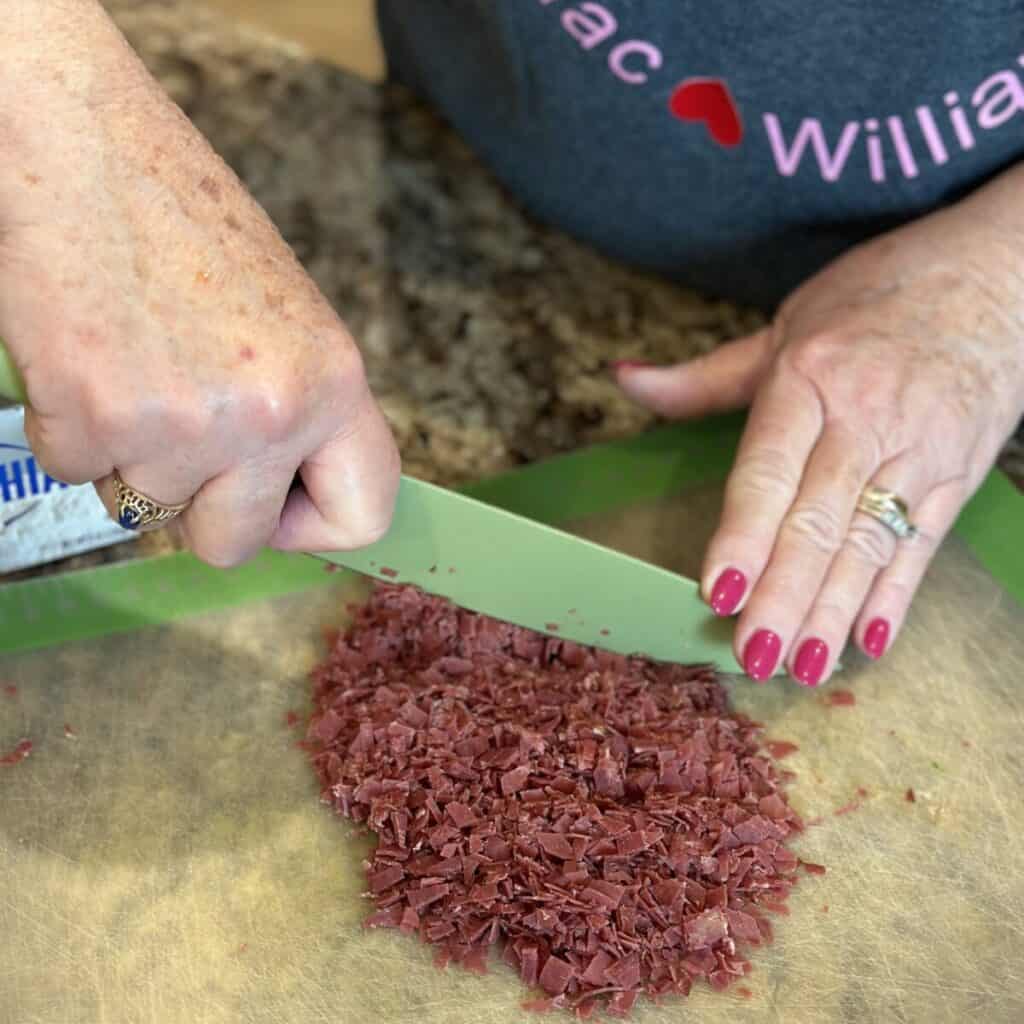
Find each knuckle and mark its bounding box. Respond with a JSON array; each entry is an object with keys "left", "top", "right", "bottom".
[
  {"left": 245, "top": 384, "right": 304, "bottom": 444},
  {"left": 877, "top": 574, "right": 916, "bottom": 608},
  {"left": 241, "top": 326, "right": 368, "bottom": 445},
  {"left": 324, "top": 343, "right": 372, "bottom": 410},
  {"left": 809, "top": 596, "right": 857, "bottom": 633},
  {"left": 827, "top": 445, "right": 877, "bottom": 496},
  {"left": 81, "top": 381, "right": 137, "bottom": 449},
  {"left": 846, "top": 522, "right": 895, "bottom": 569},
  {"left": 167, "top": 399, "right": 216, "bottom": 447},
  {"left": 787, "top": 332, "right": 842, "bottom": 380},
  {"left": 783, "top": 500, "right": 845, "bottom": 557},
  {"left": 732, "top": 446, "right": 801, "bottom": 501}
]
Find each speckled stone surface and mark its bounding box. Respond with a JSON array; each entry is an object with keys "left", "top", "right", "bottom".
[
  {"left": 113, "top": 0, "right": 766, "bottom": 470},
  {"left": 11, "top": 0, "right": 1021, "bottom": 577}
]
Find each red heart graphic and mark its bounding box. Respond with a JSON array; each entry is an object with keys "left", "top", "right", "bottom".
[{"left": 669, "top": 78, "right": 743, "bottom": 147}]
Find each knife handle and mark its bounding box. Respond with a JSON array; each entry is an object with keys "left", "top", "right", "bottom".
[{"left": 0, "top": 337, "right": 27, "bottom": 404}]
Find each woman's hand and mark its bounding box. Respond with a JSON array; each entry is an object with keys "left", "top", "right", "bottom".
[
  {"left": 0, "top": 1, "right": 399, "bottom": 566},
  {"left": 617, "top": 168, "right": 1024, "bottom": 685}
]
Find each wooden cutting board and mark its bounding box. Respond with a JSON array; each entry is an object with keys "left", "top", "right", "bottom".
[{"left": 1, "top": 485, "right": 1022, "bottom": 1024}]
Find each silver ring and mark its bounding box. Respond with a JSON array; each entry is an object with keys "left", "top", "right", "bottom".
[
  {"left": 113, "top": 472, "right": 191, "bottom": 531},
  {"left": 856, "top": 486, "right": 918, "bottom": 540}
]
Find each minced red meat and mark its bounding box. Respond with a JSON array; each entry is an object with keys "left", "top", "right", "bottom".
[
  {"left": 0, "top": 739, "right": 32, "bottom": 765},
  {"left": 307, "top": 585, "right": 812, "bottom": 1017}
]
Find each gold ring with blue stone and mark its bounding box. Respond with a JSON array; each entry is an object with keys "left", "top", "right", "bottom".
[{"left": 113, "top": 472, "right": 191, "bottom": 531}]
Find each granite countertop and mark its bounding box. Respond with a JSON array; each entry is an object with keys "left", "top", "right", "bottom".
[{"left": 13, "top": 1, "right": 1023, "bottom": 576}]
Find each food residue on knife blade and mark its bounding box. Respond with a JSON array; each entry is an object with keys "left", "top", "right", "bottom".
[{"left": 304, "top": 584, "right": 822, "bottom": 1018}]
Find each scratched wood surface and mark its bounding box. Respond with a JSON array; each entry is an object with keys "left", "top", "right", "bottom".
[{"left": 1, "top": 484, "right": 1023, "bottom": 1024}]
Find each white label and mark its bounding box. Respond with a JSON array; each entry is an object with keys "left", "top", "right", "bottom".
[{"left": 0, "top": 407, "right": 135, "bottom": 573}]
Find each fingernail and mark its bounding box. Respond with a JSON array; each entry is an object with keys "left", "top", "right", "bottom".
[
  {"left": 793, "top": 637, "right": 829, "bottom": 687},
  {"left": 863, "top": 618, "right": 890, "bottom": 660},
  {"left": 709, "top": 568, "right": 747, "bottom": 616},
  {"left": 743, "top": 629, "right": 781, "bottom": 682},
  {"left": 610, "top": 360, "right": 654, "bottom": 372}
]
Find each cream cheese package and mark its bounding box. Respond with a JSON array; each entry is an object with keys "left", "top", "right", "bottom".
[{"left": 0, "top": 407, "right": 134, "bottom": 573}]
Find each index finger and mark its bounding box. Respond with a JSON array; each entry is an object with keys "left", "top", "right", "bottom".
[{"left": 702, "top": 368, "right": 823, "bottom": 616}]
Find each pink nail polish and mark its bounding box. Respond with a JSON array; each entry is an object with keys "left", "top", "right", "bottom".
[
  {"left": 710, "top": 568, "right": 747, "bottom": 617},
  {"left": 793, "top": 638, "right": 829, "bottom": 687},
  {"left": 863, "top": 618, "right": 890, "bottom": 660},
  {"left": 610, "top": 360, "right": 654, "bottom": 372},
  {"left": 743, "top": 629, "right": 781, "bottom": 682}
]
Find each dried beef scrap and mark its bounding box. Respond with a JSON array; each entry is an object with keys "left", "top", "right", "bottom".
[
  {"left": 824, "top": 689, "right": 856, "bottom": 708},
  {"left": 307, "top": 584, "right": 816, "bottom": 1018},
  {"left": 798, "top": 860, "right": 826, "bottom": 876},
  {"left": 0, "top": 739, "right": 32, "bottom": 765},
  {"left": 834, "top": 787, "right": 870, "bottom": 817},
  {"left": 764, "top": 740, "right": 799, "bottom": 760}
]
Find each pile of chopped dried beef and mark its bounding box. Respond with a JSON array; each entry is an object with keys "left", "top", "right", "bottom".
[{"left": 308, "top": 585, "right": 808, "bottom": 1017}]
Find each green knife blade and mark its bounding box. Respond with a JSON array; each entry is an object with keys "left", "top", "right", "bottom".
[
  {"left": 0, "top": 339, "right": 740, "bottom": 671},
  {"left": 0, "top": 337, "right": 24, "bottom": 404},
  {"left": 316, "top": 476, "right": 740, "bottom": 671}
]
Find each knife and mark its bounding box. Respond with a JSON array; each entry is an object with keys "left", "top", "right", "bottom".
[{"left": 0, "top": 340, "right": 741, "bottom": 671}]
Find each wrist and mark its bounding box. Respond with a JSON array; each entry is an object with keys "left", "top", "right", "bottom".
[
  {"left": 0, "top": 1, "right": 146, "bottom": 151},
  {"left": 0, "top": 1, "right": 162, "bottom": 232}
]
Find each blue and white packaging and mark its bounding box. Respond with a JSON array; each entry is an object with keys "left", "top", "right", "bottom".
[{"left": 0, "top": 407, "right": 134, "bottom": 573}]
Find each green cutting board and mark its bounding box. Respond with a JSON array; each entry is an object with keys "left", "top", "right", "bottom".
[{"left": 0, "top": 417, "right": 1019, "bottom": 653}]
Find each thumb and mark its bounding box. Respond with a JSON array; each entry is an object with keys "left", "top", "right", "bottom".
[{"left": 614, "top": 327, "right": 776, "bottom": 419}]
